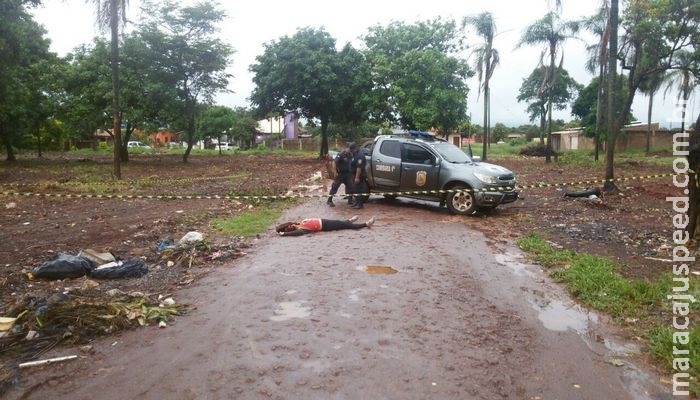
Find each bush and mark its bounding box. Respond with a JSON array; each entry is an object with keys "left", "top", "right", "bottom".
[
  {"left": 519, "top": 143, "right": 555, "bottom": 157},
  {"left": 508, "top": 137, "right": 528, "bottom": 147}
]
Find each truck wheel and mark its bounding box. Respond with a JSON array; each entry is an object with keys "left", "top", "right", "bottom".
[{"left": 446, "top": 185, "right": 476, "bottom": 215}]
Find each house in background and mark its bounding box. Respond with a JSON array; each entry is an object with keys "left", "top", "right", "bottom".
[
  {"left": 550, "top": 127, "right": 592, "bottom": 152},
  {"left": 256, "top": 112, "right": 303, "bottom": 143},
  {"left": 150, "top": 130, "right": 180, "bottom": 146},
  {"left": 550, "top": 122, "right": 676, "bottom": 152}
]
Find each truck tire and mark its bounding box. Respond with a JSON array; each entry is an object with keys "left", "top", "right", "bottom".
[{"left": 446, "top": 185, "right": 476, "bottom": 215}]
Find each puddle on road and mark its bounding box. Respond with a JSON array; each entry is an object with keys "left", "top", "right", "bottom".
[
  {"left": 494, "top": 252, "right": 535, "bottom": 277},
  {"left": 535, "top": 299, "right": 598, "bottom": 332},
  {"left": 356, "top": 265, "right": 398, "bottom": 274},
  {"left": 269, "top": 301, "right": 311, "bottom": 321}
]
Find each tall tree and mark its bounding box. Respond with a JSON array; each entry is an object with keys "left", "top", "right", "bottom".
[
  {"left": 662, "top": 50, "right": 698, "bottom": 134},
  {"left": 604, "top": 0, "right": 699, "bottom": 192},
  {"left": 0, "top": 0, "right": 51, "bottom": 160},
  {"left": 517, "top": 66, "right": 582, "bottom": 138},
  {"left": 463, "top": 12, "right": 499, "bottom": 161},
  {"left": 638, "top": 70, "right": 666, "bottom": 153},
  {"left": 197, "top": 105, "right": 236, "bottom": 154},
  {"left": 362, "top": 19, "right": 470, "bottom": 136},
  {"left": 604, "top": 0, "right": 618, "bottom": 190},
  {"left": 517, "top": 11, "right": 580, "bottom": 163},
  {"left": 250, "top": 27, "right": 371, "bottom": 159},
  {"left": 138, "top": 0, "right": 233, "bottom": 163},
  {"left": 582, "top": 1, "right": 609, "bottom": 161},
  {"left": 88, "top": 0, "right": 129, "bottom": 178}
]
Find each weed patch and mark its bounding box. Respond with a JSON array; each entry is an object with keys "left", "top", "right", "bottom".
[{"left": 517, "top": 233, "right": 700, "bottom": 395}]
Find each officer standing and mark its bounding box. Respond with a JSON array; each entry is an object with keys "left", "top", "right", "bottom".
[
  {"left": 326, "top": 145, "right": 353, "bottom": 207},
  {"left": 349, "top": 142, "right": 368, "bottom": 209}
]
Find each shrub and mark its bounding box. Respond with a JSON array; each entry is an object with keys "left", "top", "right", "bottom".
[{"left": 519, "top": 143, "right": 555, "bottom": 157}]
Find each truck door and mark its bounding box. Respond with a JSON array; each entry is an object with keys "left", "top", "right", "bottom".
[
  {"left": 400, "top": 143, "right": 440, "bottom": 193},
  {"left": 371, "top": 139, "right": 402, "bottom": 189}
]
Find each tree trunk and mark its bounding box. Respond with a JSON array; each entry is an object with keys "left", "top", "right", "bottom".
[
  {"left": 603, "top": 0, "right": 618, "bottom": 192},
  {"left": 110, "top": 0, "right": 122, "bottom": 180},
  {"left": 686, "top": 113, "right": 700, "bottom": 244},
  {"left": 319, "top": 116, "right": 329, "bottom": 160},
  {"left": 594, "top": 62, "right": 605, "bottom": 162},
  {"left": 645, "top": 90, "right": 654, "bottom": 153},
  {"left": 1, "top": 125, "right": 16, "bottom": 162},
  {"left": 545, "top": 42, "right": 556, "bottom": 164},
  {"left": 482, "top": 84, "right": 489, "bottom": 161}
]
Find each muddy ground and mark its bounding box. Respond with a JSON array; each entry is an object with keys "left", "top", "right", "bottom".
[{"left": 0, "top": 151, "right": 686, "bottom": 397}]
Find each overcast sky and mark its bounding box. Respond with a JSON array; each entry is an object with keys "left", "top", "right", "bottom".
[{"left": 31, "top": 0, "right": 696, "bottom": 128}]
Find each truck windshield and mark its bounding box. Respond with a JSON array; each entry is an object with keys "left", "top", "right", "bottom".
[{"left": 432, "top": 142, "right": 472, "bottom": 163}]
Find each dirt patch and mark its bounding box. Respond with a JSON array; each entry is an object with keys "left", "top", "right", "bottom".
[{"left": 0, "top": 151, "right": 683, "bottom": 394}]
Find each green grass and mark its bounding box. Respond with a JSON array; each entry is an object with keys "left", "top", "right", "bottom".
[
  {"left": 465, "top": 142, "right": 523, "bottom": 157},
  {"left": 518, "top": 232, "right": 700, "bottom": 396},
  {"left": 210, "top": 203, "right": 287, "bottom": 236},
  {"left": 647, "top": 325, "right": 700, "bottom": 397}
]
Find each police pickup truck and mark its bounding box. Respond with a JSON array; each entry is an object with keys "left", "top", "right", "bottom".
[{"left": 327, "top": 131, "right": 518, "bottom": 215}]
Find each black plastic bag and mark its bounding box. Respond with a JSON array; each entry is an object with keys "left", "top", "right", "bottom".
[
  {"left": 32, "top": 253, "right": 94, "bottom": 280},
  {"left": 89, "top": 258, "right": 148, "bottom": 279}
]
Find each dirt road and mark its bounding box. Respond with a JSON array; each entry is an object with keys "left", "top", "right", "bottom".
[{"left": 6, "top": 196, "right": 672, "bottom": 399}]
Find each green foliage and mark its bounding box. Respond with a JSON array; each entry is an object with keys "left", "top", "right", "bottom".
[
  {"left": 137, "top": 0, "right": 234, "bottom": 158},
  {"left": 647, "top": 325, "right": 700, "bottom": 397},
  {"left": 197, "top": 105, "right": 236, "bottom": 143},
  {"left": 0, "top": 0, "right": 53, "bottom": 160},
  {"left": 255, "top": 143, "right": 269, "bottom": 152},
  {"left": 556, "top": 150, "right": 599, "bottom": 167},
  {"left": 551, "top": 253, "right": 647, "bottom": 317},
  {"left": 468, "top": 142, "right": 522, "bottom": 157},
  {"left": 211, "top": 205, "right": 285, "bottom": 237},
  {"left": 249, "top": 27, "right": 373, "bottom": 158},
  {"left": 571, "top": 75, "right": 633, "bottom": 139},
  {"left": 508, "top": 137, "right": 528, "bottom": 147},
  {"left": 517, "top": 233, "right": 577, "bottom": 268},
  {"left": 518, "top": 233, "right": 700, "bottom": 395},
  {"left": 517, "top": 66, "right": 582, "bottom": 126},
  {"left": 363, "top": 19, "right": 471, "bottom": 134}
]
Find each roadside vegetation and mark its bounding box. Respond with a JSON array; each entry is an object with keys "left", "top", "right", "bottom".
[{"left": 518, "top": 233, "right": 700, "bottom": 396}]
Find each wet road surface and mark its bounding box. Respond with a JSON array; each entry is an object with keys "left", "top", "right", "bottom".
[{"left": 7, "top": 193, "right": 673, "bottom": 399}]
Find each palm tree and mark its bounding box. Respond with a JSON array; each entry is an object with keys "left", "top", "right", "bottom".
[
  {"left": 604, "top": 0, "right": 618, "bottom": 191},
  {"left": 517, "top": 11, "right": 580, "bottom": 163},
  {"left": 582, "top": 2, "right": 609, "bottom": 161},
  {"left": 663, "top": 50, "right": 698, "bottom": 134},
  {"left": 90, "top": 0, "right": 129, "bottom": 179},
  {"left": 463, "top": 12, "right": 499, "bottom": 161},
  {"left": 638, "top": 71, "right": 666, "bottom": 153}
]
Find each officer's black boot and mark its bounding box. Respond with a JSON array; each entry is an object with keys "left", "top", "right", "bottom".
[{"left": 326, "top": 196, "right": 335, "bottom": 207}]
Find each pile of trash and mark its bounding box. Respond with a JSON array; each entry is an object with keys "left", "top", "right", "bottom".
[
  {"left": 29, "top": 230, "right": 213, "bottom": 281},
  {"left": 31, "top": 250, "right": 148, "bottom": 281}
]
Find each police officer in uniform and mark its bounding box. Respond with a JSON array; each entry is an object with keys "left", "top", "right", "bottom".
[
  {"left": 327, "top": 145, "right": 353, "bottom": 207},
  {"left": 349, "top": 142, "right": 369, "bottom": 209}
]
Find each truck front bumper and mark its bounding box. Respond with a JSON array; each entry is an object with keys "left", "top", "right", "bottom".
[{"left": 475, "top": 190, "right": 519, "bottom": 206}]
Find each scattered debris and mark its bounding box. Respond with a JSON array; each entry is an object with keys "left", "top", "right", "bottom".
[
  {"left": 179, "top": 231, "right": 204, "bottom": 246},
  {"left": 18, "top": 355, "right": 78, "bottom": 368},
  {"left": 30, "top": 252, "right": 148, "bottom": 281},
  {"left": 0, "top": 317, "right": 16, "bottom": 331},
  {"left": 563, "top": 186, "right": 602, "bottom": 198},
  {"left": 90, "top": 259, "right": 148, "bottom": 279}
]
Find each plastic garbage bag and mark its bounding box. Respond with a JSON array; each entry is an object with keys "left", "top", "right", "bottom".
[
  {"left": 31, "top": 253, "right": 94, "bottom": 280},
  {"left": 178, "top": 231, "right": 204, "bottom": 246},
  {"left": 89, "top": 258, "right": 148, "bottom": 279}
]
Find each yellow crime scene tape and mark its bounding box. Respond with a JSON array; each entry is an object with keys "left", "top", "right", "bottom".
[{"left": 0, "top": 173, "right": 680, "bottom": 201}]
